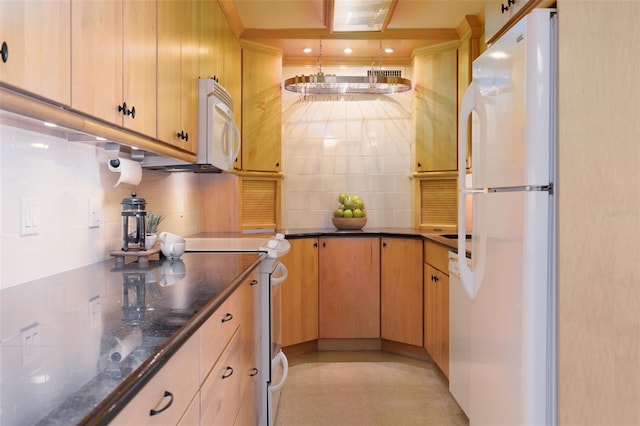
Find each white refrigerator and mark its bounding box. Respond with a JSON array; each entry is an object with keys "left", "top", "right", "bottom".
[{"left": 454, "top": 9, "right": 557, "bottom": 426}]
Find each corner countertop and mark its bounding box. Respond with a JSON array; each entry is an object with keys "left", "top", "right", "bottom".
[{"left": 0, "top": 251, "right": 262, "bottom": 426}]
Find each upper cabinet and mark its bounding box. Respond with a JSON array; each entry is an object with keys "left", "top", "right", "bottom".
[
  {"left": 241, "top": 43, "right": 282, "bottom": 172},
  {"left": 0, "top": 0, "right": 71, "bottom": 106},
  {"left": 412, "top": 43, "right": 458, "bottom": 173},
  {"left": 157, "top": 0, "right": 199, "bottom": 153},
  {"left": 71, "top": 0, "right": 157, "bottom": 137}
]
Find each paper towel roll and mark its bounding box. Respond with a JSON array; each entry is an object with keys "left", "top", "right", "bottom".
[{"left": 108, "top": 158, "right": 142, "bottom": 187}]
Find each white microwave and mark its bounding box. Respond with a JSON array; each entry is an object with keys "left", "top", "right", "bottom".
[{"left": 142, "top": 78, "right": 241, "bottom": 172}]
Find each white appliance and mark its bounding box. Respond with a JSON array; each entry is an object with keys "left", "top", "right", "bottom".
[
  {"left": 143, "top": 78, "right": 241, "bottom": 172},
  {"left": 184, "top": 233, "right": 291, "bottom": 426},
  {"left": 448, "top": 251, "right": 471, "bottom": 416},
  {"left": 455, "top": 9, "right": 557, "bottom": 426}
]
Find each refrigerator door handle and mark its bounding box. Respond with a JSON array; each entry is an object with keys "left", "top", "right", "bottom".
[{"left": 458, "top": 82, "right": 477, "bottom": 298}]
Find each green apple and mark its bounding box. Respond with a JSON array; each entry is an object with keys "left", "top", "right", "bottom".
[
  {"left": 338, "top": 193, "right": 349, "bottom": 204},
  {"left": 343, "top": 209, "right": 354, "bottom": 218},
  {"left": 353, "top": 208, "right": 364, "bottom": 218},
  {"left": 334, "top": 209, "right": 344, "bottom": 217}
]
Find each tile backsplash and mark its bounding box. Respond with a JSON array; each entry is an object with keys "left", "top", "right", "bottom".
[
  {"left": 281, "top": 65, "right": 413, "bottom": 229},
  {"left": 0, "top": 121, "right": 200, "bottom": 289}
]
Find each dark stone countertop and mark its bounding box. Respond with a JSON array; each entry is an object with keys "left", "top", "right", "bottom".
[
  {"left": 0, "top": 251, "right": 262, "bottom": 426},
  {"left": 280, "top": 227, "right": 472, "bottom": 257}
]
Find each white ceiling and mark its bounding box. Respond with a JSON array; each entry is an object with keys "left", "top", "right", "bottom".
[{"left": 223, "top": 0, "right": 485, "bottom": 64}]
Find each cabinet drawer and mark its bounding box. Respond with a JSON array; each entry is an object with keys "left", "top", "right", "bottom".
[
  {"left": 200, "top": 287, "right": 242, "bottom": 383},
  {"left": 111, "top": 333, "right": 199, "bottom": 426},
  {"left": 200, "top": 329, "right": 243, "bottom": 425},
  {"left": 424, "top": 240, "right": 450, "bottom": 274}
]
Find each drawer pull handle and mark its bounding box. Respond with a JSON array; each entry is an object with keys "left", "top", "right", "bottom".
[
  {"left": 221, "top": 313, "right": 233, "bottom": 323},
  {"left": 249, "top": 368, "right": 259, "bottom": 377},
  {"left": 149, "top": 390, "right": 173, "bottom": 416},
  {"left": 222, "top": 366, "right": 234, "bottom": 379},
  {"left": 1, "top": 41, "right": 8, "bottom": 63},
  {"left": 250, "top": 279, "right": 258, "bottom": 286}
]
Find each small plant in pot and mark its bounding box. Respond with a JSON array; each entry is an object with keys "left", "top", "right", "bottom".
[{"left": 145, "top": 211, "right": 165, "bottom": 250}]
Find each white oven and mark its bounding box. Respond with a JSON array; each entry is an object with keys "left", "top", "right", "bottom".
[{"left": 258, "top": 235, "right": 290, "bottom": 426}]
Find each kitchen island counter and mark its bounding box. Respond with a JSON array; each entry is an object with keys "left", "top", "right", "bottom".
[{"left": 0, "top": 251, "right": 262, "bottom": 425}]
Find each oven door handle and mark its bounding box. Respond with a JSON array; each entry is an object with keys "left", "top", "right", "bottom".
[
  {"left": 271, "top": 262, "right": 288, "bottom": 287},
  {"left": 270, "top": 350, "right": 289, "bottom": 393}
]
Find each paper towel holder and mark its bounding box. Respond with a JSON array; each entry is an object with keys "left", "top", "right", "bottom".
[{"left": 105, "top": 142, "right": 122, "bottom": 168}]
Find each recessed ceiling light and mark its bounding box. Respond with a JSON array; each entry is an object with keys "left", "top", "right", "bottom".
[
  {"left": 303, "top": 47, "right": 312, "bottom": 54},
  {"left": 44, "top": 122, "right": 57, "bottom": 128},
  {"left": 344, "top": 47, "right": 353, "bottom": 54},
  {"left": 384, "top": 47, "right": 394, "bottom": 54},
  {"left": 96, "top": 136, "right": 106, "bottom": 141}
]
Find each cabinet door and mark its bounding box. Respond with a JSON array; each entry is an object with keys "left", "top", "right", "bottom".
[
  {"left": 424, "top": 263, "right": 450, "bottom": 378},
  {"left": 157, "top": 0, "right": 198, "bottom": 152},
  {"left": 241, "top": 47, "right": 282, "bottom": 172},
  {"left": 381, "top": 238, "right": 423, "bottom": 346},
  {"left": 201, "top": 329, "right": 243, "bottom": 426},
  {"left": 122, "top": 0, "right": 157, "bottom": 137},
  {"left": 238, "top": 273, "right": 261, "bottom": 426},
  {"left": 71, "top": 0, "right": 123, "bottom": 124},
  {"left": 0, "top": 0, "right": 71, "bottom": 105},
  {"left": 413, "top": 48, "right": 458, "bottom": 172},
  {"left": 281, "top": 238, "right": 319, "bottom": 347},
  {"left": 111, "top": 334, "right": 200, "bottom": 426},
  {"left": 319, "top": 237, "right": 380, "bottom": 338}
]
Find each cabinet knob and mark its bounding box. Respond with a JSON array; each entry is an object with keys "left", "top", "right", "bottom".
[
  {"left": 383, "top": 242, "right": 387, "bottom": 247},
  {"left": 149, "top": 390, "right": 174, "bottom": 416},
  {"left": 118, "top": 102, "right": 129, "bottom": 115},
  {"left": 130, "top": 105, "right": 136, "bottom": 119},
  {"left": 221, "top": 312, "right": 233, "bottom": 323},
  {"left": 250, "top": 279, "right": 258, "bottom": 286},
  {"left": 417, "top": 162, "right": 422, "bottom": 168},
  {"left": 176, "top": 130, "right": 189, "bottom": 141},
  {"left": 322, "top": 242, "right": 326, "bottom": 248},
  {"left": 508, "top": 0, "right": 515, "bottom": 5},
  {"left": 1, "top": 41, "right": 8, "bottom": 63},
  {"left": 222, "top": 366, "right": 234, "bottom": 379},
  {"left": 249, "top": 368, "right": 259, "bottom": 377},
  {"left": 275, "top": 162, "right": 280, "bottom": 168},
  {"left": 501, "top": 3, "right": 509, "bottom": 13},
  {"left": 314, "top": 242, "right": 318, "bottom": 248}
]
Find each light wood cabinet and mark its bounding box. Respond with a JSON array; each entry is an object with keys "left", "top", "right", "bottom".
[
  {"left": 239, "top": 174, "right": 282, "bottom": 233},
  {"left": 424, "top": 240, "right": 450, "bottom": 377},
  {"left": 111, "top": 333, "right": 200, "bottom": 425},
  {"left": 200, "top": 329, "right": 243, "bottom": 426},
  {"left": 237, "top": 273, "right": 261, "bottom": 426},
  {"left": 381, "top": 237, "right": 423, "bottom": 347},
  {"left": 241, "top": 43, "right": 282, "bottom": 172},
  {"left": 319, "top": 237, "right": 380, "bottom": 339},
  {"left": 413, "top": 172, "right": 458, "bottom": 232},
  {"left": 281, "top": 238, "right": 319, "bottom": 347},
  {"left": 0, "top": 0, "right": 71, "bottom": 105},
  {"left": 413, "top": 44, "right": 458, "bottom": 173},
  {"left": 71, "top": 0, "right": 156, "bottom": 137},
  {"left": 485, "top": 0, "right": 531, "bottom": 44},
  {"left": 157, "top": 0, "right": 199, "bottom": 153}
]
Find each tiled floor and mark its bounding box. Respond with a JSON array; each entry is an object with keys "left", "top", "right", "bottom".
[{"left": 274, "top": 351, "right": 469, "bottom": 426}]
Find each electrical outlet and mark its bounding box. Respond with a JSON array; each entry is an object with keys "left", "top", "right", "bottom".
[
  {"left": 88, "top": 198, "right": 101, "bottom": 228},
  {"left": 20, "top": 323, "right": 41, "bottom": 366},
  {"left": 20, "top": 198, "right": 39, "bottom": 235},
  {"left": 88, "top": 296, "right": 102, "bottom": 329}
]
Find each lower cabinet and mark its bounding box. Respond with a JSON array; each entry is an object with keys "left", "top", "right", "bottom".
[
  {"left": 424, "top": 240, "right": 451, "bottom": 377},
  {"left": 281, "top": 238, "right": 319, "bottom": 347},
  {"left": 381, "top": 237, "right": 423, "bottom": 346},
  {"left": 319, "top": 237, "right": 381, "bottom": 339},
  {"left": 110, "top": 334, "right": 200, "bottom": 425},
  {"left": 112, "top": 270, "right": 260, "bottom": 425}
]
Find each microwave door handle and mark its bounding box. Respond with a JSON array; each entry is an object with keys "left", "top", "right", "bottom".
[{"left": 229, "top": 121, "right": 241, "bottom": 164}]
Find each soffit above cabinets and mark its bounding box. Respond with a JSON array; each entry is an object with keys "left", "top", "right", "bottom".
[{"left": 220, "top": 0, "right": 485, "bottom": 64}]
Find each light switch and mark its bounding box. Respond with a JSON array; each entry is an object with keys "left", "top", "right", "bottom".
[
  {"left": 20, "top": 198, "right": 39, "bottom": 235},
  {"left": 88, "top": 198, "right": 101, "bottom": 228}
]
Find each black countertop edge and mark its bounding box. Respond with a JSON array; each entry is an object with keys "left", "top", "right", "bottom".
[
  {"left": 80, "top": 256, "right": 264, "bottom": 426},
  {"left": 280, "top": 228, "right": 470, "bottom": 256}
]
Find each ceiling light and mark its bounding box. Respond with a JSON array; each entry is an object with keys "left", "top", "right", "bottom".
[
  {"left": 284, "top": 41, "right": 411, "bottom": 96},
  {"left": 344, "top": 47, "right": 353, "bottom": 54},
  {"left": 44, "top": 122, "right": 57, "bottom": 128},
  {"left": 303, "top": 47, "right": 312, "bottom": 54},
  {"left": 384, "top": 47, "right": 394, "bottom": 54},
  {"left": 333, "top": 0, "right": 394, "bottom": 32}
]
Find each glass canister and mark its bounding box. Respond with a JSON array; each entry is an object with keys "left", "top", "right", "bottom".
[{"left": 121, "top": 192, "right": 146, "bottom": 251}]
